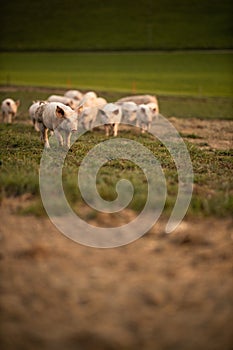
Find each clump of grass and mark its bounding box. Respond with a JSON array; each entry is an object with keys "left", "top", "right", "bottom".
[
  {"left": 180, "top": 133, "right": 202, "bottom": 139},
  {"left": 189, "top": 193, "right": 233, "bottom": 218},
  {"left": 0, "top": 173, "right": 39, "bottom": 197},
  {"left": 18, "top": 198, "right": 46, "bottom": 217}
]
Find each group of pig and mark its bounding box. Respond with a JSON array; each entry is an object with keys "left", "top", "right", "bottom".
[{"left": 1, "top": 90, "right": 159, "bottom": 148}]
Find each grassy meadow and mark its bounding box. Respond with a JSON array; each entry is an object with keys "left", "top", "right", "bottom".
[
  {"left": 0, "top": 113, "right": 232, "bottom": 220},
  {"left": 0, "top": 50, "right": 232, "bottom": 219}
]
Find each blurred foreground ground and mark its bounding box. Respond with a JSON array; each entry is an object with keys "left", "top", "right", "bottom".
[{"left": 0, "top": 198, "right": 232, "bottom": 350}]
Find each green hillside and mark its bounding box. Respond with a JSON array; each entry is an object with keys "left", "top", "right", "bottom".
[
  {"left": 1, "top": 52, "right": 232, "bottom": 97},
  {"left": 0, "top": 0, "right": 232, "bottom": 51}
]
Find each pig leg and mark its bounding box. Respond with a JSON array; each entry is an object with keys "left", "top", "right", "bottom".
[
  {"left": 104, "top": 124, "right": 110, "bottom": 137},
  {"left": 44, "top": 129, "right": 50, "bottom": 148},
  {"left": 33, "top": 118, "right": 40, "bottom": 132},
  {"left": 113, "top": 123, "right": 118, "bottom": 137},
  {"left": 35, "top": 122, "right": 40, "bottom": 132},
  {"left": 7, "top": 113, "right": 12, "bottom": 124},
  {"left": 64, "top": 131, "right": 72, "bottom": 148},
  {"left": 141, "top": 123, "right": 146, "bottom": 134},
  {"left": 39, "top": 123, "right": 50, "bottom": 148}
]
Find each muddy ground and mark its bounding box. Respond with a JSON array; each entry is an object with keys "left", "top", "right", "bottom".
[{"left": 0, "top": 117, "right": 233, "bottom": 350}]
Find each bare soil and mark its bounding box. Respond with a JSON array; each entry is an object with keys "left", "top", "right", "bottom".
[
  {"left": 1, "top": 208, "right": 233, "bottom": 350},
  {"left": 1, "top": 116, "right": 233, "bottom": 350},
  {"left": 169, "top": 117, "right": 233, "bottom": 150}
]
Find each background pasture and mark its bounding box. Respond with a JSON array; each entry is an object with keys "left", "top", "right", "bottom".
[
  {"left": 1, "top": 0, "right": 232, "bottom": 51},
  {"left": 1, "top": 51, "right": 232, "bottom": 121},
  {"left": 0, "top": 52, "right": 232, "bottom": 97}
]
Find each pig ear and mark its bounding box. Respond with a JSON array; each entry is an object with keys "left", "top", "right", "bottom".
[
  {"left": 76, "top": 105, "right": 83, "bottom": 115},
  {"left": 113, "top": 109, "right": 119, "bottom": 115},
  {"left": 16, "top": 100, "right": 20, "bottom": 106},
  {"left": 56, "top": 106, "right": 66, "bottom": 118}
]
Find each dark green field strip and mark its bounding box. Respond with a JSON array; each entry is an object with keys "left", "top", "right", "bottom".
[{"left": 1, "top": 0, "right": 232, "bottom": 50}]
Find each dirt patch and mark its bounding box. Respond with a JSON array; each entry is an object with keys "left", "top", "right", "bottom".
[
  {"left": 169, "top": 117, "right": 233, "bottom": 150},
  {"left": 0, "top": 198, "right": 232, "bottom": 350}
]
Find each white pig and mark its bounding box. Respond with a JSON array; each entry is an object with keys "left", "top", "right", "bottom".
[
  {"left": 35, "top": 102, "right": 82, "bottom": 148},
  {"left": 64, "top": 90, "right": 83, "bottom": 100},
  {"left": 78, "top": 91, "right": 98, "bottom": 108},
  {"left": 79, "top": 106, "right": 98, "bottom": 131},
  {"left": 29, "top": 101, "right": 47, "bottom": 132},
  {"left": 1, "top": 98, "right": 20, "bottom": 123},
  {"left": 98, "top": 103, "right": 122, "bottom": 137},
  {"left": 136, "top": 104, "right": 154, "bottom": 133},
  {"left": 119, "top": 101, "right": 138, "bottom": 123},
  {"left": 47, "top": 95, "right": 75, "bottom": 109},
  {"left": 117, "top": 94, "right": 159, "bottom": 114},
  {"left": 147, "top": 102, "right": 159, "bottom": 119}
]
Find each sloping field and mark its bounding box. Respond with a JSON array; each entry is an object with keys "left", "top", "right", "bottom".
[{"left": 0, "top": 52, "right": 232, "bottom": 97}]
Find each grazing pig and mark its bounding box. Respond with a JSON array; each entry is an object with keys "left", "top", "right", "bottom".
[
  {"left": 147, "top": 102, "right": 159, "bottom": 119},
  {"left": 78, "top": 91, "right": 98, "bottom": 108},
  {"left": 79, "top": 107, "right": 98, "bottom": 131},
  {"left": 78, "top": 92, "right": 107, "bottom": 109},
  {"left": 83, "top": 91, "right": 97, "bottom": 100},
  {"left": 117, "top": 94, "right": 159, "bottom": 114},
  {"left": 29, "top": 101, "right": 47, "bottom": 132},
  {"left": 1, "top": 98, "right": 20, "bottom": 123},
  {"left": 35, "top": 102, "right": 82, "bottom": 148},
  {"left": 98, "top": 103, "right": 122, "bottom": 137},
  {"left": 95, "top": 97, "right": 107, "bottom": 108},
  {"left": 79, "top": 96, "right": 107, "bottom": 131},
  {"left": 64, "top": 90, "right": 83, "bottom": 100},
  {"left": 136, "top": 104, "right": 154, "bottom": 133},
  {"left": 47, "top": 95, "right": 75, "bottom": 109},
  {"left": 119, "top": 101, "right": 138, "bottom": 123}
]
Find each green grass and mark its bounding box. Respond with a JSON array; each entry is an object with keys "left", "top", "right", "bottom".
[
  {"left": 0, "top": 52, "right": 232, "bottom": 98},
  {"left": 0, "top": 0, "right": 232, "bottom": 51},
  {"left": 0, "top": 123, "right": 232, "bottom": 219}
]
